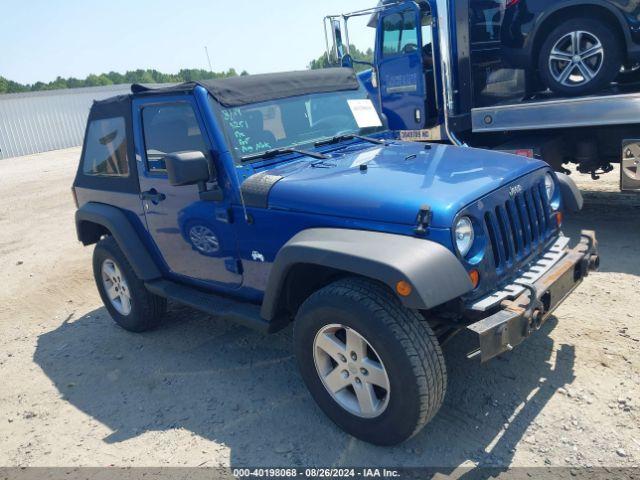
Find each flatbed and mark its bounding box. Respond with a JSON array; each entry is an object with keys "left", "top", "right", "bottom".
[{"left": 473, "top": 89, "right": 640, "bottom": 133}]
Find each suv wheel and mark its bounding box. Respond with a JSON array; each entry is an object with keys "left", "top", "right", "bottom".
[
  {"left": 293, "top": 277, "right": 446, "bottom": 445},
  {"left": 93, "top": 236, "right": 166, "bottom": 332},
  {"left": 538, "top": 18, "right": 622, "bottom": 96}
]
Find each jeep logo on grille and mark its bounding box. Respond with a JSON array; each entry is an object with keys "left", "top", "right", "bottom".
[{"left": 509, "top": 184, "right": 524, "bottom": 198}]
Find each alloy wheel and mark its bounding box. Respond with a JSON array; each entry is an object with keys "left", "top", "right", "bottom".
[
  {"left": 548, "top": 30, "right": 604, "bottom": 88},
  {"left": 313, "top": 324, "right": 391, "bottom": 418},
  {"left": 101, "top": 259, "right": 132, "bottom": 315}
]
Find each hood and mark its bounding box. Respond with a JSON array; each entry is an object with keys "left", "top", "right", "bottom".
[{"left": 260, "top": 142, "right": 548, "bottom": 228}]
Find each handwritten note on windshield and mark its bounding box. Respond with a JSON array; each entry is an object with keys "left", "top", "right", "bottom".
[
  {"left": 347, "top": 99, "right": 383, "bottom": 129},
  {"left": 222, "top": 108, "right": 272, "bottom": 155}
]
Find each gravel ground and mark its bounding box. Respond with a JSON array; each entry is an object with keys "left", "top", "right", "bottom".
[{"left": 0, "top": 148, "right": 638, "bottom": 469}]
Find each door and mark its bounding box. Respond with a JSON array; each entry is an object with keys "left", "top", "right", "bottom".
[
  {"left": 376, "top": 2, "right": 428, "bottom": 131},
  {"left": 133, "top": 95, "right": 242, "bottom": 288}
]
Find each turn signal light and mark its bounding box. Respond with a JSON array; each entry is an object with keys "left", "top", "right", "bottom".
[
  {"left": 556, "top": 212, "right": 564, "bottom": 227},
  {"left": 469, "top": 269, "right": 480, "bottom": 289},
  {"left": 396, "top": 280, "right": 413, "bottom": 297}
]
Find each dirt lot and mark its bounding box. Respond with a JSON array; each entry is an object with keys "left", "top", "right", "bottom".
[{"left": 0, "top": 147, "right": 638, "bottom": 469}]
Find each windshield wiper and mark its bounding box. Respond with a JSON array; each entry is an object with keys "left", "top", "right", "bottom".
[
  {"left": 241, "top": 147, "right": 329, "bottom": 162},
  {"left": 314, "top": 134, "right": 385, "bottom": 147}
]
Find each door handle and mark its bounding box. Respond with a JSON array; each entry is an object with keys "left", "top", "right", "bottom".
[{"left": 140, "top": 188, "right": 166, "bottom": 204}]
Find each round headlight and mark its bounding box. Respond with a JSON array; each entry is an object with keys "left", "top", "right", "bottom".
[
  {"left": 455, "top": 217, "right": 475, "bottom": 257},
  {"left": 544, "top": 172, "right": 556, "bottom": 202}
]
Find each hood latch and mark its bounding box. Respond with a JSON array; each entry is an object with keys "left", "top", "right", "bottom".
[{"left": 414, "top": 205, "right": 432, "bottom": 235}]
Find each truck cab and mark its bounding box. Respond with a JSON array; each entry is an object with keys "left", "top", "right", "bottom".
[
  {"left": 372, "top": 1, "right": 440, "bottom": 132},
  {"left": 72, "top": 68, "right": 598, "bottom": 446},
  {"left": 325, "top": 0, "right": 640, "bottom": 190}
]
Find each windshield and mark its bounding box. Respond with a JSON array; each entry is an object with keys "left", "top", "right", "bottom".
[{"left": 214, "top": 88, "right": 386, "bottom": 162}]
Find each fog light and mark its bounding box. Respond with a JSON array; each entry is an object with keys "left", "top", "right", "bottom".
[
  {"left": 396, "top": 280, "right": 413, "bottom": 297},
  {"left": 556, "top": 212, "right": 563, "bottom": 227},
  {"left": 469, "top": 269, "right": 480, "bottom": 289}
]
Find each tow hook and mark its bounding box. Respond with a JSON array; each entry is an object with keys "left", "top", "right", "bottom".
[
  {"left": 531, "top": 308, "right": 544, "bottom": 331},
  {"left": 524, "top": 308, "right": 543, "bottom": 336},
  {"left": 512, "top": 282, "right": 544, "bottom": 336},
  {"left": 525, "top": 318, "right": 534, "bottom": 337}
]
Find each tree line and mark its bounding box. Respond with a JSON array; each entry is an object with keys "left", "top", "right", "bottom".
[
  {"left": 0, "top": 45, "right": 373, "bottom": 95},
  {"left": 308, "top": 45, "right": 374, "bottom": 72},
  {"left": 0, "top": 68, "right": 247, "bottom": 95}
]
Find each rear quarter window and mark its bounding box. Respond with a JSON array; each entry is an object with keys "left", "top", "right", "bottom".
[{"left": 82, "top": 117, "right": 129, "bottom": 177}]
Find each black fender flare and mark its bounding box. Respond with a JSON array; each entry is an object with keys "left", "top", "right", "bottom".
[
  {"left": 75, "top": 202, "right": 162, "bottom": 281},
  {"left": 260, "top": 228, "right": 473, "bottom": 320}
]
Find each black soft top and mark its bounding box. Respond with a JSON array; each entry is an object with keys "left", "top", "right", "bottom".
[
  {"left": 89, "top": 68, "right": 359, "bottom": 116},
  {"left": 80, "top": 68, "right": 359, "bottom": 194},
  {"left": 128, "top": 67, "right": 359, "bottom": 108}
]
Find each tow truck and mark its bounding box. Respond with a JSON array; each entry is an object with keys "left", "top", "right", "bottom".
[{"left": 323, "top": 0, "right": 640, "bottom": 191}]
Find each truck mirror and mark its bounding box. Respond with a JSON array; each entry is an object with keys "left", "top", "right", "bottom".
[
  {"left": 341, "top": 54, "right": 354, "bottom": 68},
  {"left": 165, "top": 151, "right": 211, "bottom": 187}
]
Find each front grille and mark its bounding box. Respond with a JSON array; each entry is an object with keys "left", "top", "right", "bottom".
[{"left": 484, "top": 180, "right": 554, "bottom": 270}]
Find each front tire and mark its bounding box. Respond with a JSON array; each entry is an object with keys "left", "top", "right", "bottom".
[
  {"left": 293, "top": 277, "right": 446, "bottom": 445},
  {"left": 538, "top": 18, "right": 622, "bottom": 96},
  {"left": 93, "top": 236, "right": 166, "bottom": 332}
]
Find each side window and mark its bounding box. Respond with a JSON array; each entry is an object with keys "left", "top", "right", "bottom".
[
  {"left": 141, "top": 102, "right": 209, "bottom": 172},
  {"left": 469, "top": 0, "right": 504, "bottom": 43},
  {"left": 382, "top": 13, "right": 403, "bottom": 55},
  {"left": 400, "top": 12, "right": 418, "bottom": 52},
  {"left": 421, "top": 14, "right": 433, "bottom": 48},
  {"left": 82, "top": 117, "right": 129, "bottom": 177},
  {"left": 382, "top": 11, "right": 419, "bottom": 56}
]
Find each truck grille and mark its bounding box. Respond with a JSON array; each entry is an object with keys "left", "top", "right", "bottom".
[{"left": 484, "top": 181, "right": 554, "bottom": 270}]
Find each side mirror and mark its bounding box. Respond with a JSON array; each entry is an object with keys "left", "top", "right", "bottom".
[
  {"left": 164, "top": 151, "right": 223, "bottom": 202},
  {"left": 341, "top": 54, "right": 354, "bottom": 69},
  {"left": 165, "top": 151, "right": 210, "bottom": 187}
]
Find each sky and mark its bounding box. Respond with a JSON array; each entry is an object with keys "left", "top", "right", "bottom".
[{"left": 0, "top": 0, "right": 377, "bottom": 84}]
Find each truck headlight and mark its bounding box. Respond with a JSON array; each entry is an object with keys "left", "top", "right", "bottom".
[
  {"left": 544, "top": 173, "right": 556, "bottom": 202},
  {"left": 455, "top": 217, "right": 474, "bottom": 257}
]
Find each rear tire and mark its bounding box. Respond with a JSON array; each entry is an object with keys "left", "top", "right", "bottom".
[
  {"left": 538, "top": 18, "right": 622, "bottom": 96},
  {"left": 93, "top": 236, "right": 166, "bottom": 332},
  {"left": 293, "top": 277, "right": 446, "bottom": 445}
]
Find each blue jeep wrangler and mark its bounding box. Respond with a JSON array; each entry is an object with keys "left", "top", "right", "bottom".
[{"left": 73, "top": 68, "right": 598, "bottom": 445}]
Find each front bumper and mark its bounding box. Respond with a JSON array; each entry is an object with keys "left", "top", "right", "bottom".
[{"left": 465, "top": 230, "right": 599, "bottom": 363}]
